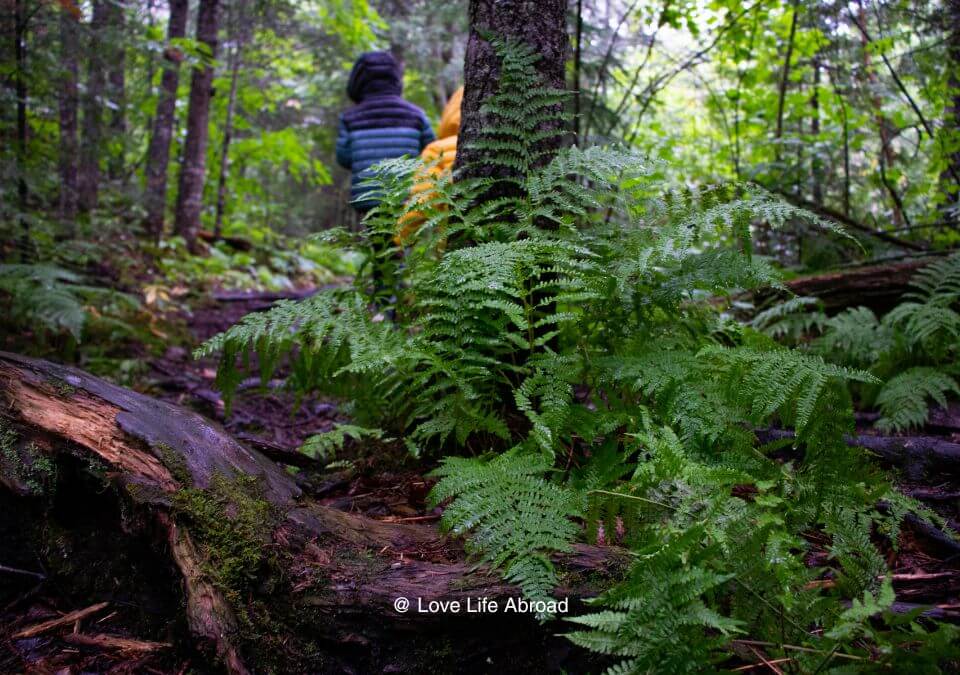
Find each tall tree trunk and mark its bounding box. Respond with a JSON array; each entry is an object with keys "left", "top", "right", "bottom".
[
  {"left": 58, "top": 8, "right": 80, "bottom": 227},
  {"left": 107, "top": 0, "right": 126, "bottom": 182},
  {"left": 857, "top": 0, "right": 904, "bottom": 227},
  {"left": 572, "top": 0, "right": 583, "bottom": 145},
  {"left": 213, "top": 0, "right": 248, "bottom": 240},
  {"left": 454, "top": 0, "right": 569, "bottom": 182},
  {"left": 773, "top": 0, "right": 799, "bottom": 165},
  {"left": 212, "top": 49, "right": 241, "bottom": 240},
  {"left": 78, "top": 0, "right": 108, "bottom": 215},
  {"left": 14, "top": 0, "right": 29, "bottom": 255},
  {"left": 810, "top": 57, "right": 823, "bottom": 207},
  {"left": 143, "top": 0, "right": 189, "bottom": 241},
  {"left": 944, "top": 0, "right": 960, "bottom": 223},
  {"left": 173, "top": 0, "right": 220, "bottom": 252}
]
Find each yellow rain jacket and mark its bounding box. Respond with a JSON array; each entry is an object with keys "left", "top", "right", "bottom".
[{"left": 395, "top": 87, "right": 463, "bottom": 244}]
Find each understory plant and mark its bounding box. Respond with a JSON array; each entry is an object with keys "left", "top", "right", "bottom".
[
  {"left": 201, "top": 39, "right": 959, "bottom": 672},
  {"left": 753, "top": 254, "right": 960, "bottom": 433}
]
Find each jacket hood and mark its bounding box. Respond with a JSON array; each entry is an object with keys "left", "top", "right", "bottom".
[
  {"left": 437, "top": 86, "right": 463, "bottom": 138},
  {"left": 347, "top": 51, "right": 402, "bottom": 102}
]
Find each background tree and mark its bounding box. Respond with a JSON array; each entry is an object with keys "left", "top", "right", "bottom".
[
  {"left": 58, "top": 6, "right": 79, "bottom": 225},
  {"left": 173, "top": 0, "right": 221, "bottom": 252},
  {"left": 143, "top": 0, "right": 189, "bottom": 240},
  {"left": 78, "top": 0, "right": 108, "bottom": 214},
  {"left": 455, "top": 0, "right": 568, "bottom": 181}
]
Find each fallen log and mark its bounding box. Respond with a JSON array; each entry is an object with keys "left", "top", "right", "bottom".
[
  {"left": 755, "top": 428, "right": 960, "bottom": 480},
  {"left": 0, "top": 352, "right": 620, "bottom": 673},
  {"left": 748, "top": 257, "right": 937, "bottom": 315}
]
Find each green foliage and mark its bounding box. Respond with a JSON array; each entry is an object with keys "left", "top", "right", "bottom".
[
  {"left": 875, "top": 368, "right": 960, "bottom": 433},
  {"left": 429, "top": 451, "right": 581, "bottom": 603},
  {"left": 202, "top": 38, "right": 958, "bottom": 669},
  {"left": 885, "top": 254, "right": 960, "bottom": 360},
  {"left": 0, "top": 263, "right": 139, "bottom": 343},
  {"left": 750, "top": 296, "right": 825, "bottom": 343},
  {"left": 298, "top": 423, "right": 386, "bottom": 462},
  {"left": 702, "top": 345, "right": 878, "bottom": 436},
  {"left": 752, "top": 254, "right": 960, "bottom": 433}
]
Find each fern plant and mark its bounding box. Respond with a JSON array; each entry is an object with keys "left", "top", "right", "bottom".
[
  {"left": 753, "top": 254, "right": 960, "bottom": 433},
  {"left": 201, "top": 38, "right": 957, "bottom": 670},
  {"left": 0, "top": 263, "right": 139, "bottom": 343}
]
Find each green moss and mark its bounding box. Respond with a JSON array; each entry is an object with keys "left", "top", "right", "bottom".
[
  {"left": 0, "top": 421, "right": 56, "bottom": 495},
  {"left": 46, "top": 376, "right": 77, "bottom": 397},
  {"left": 154, "top": 442, "right": 193, "bottom": 486},
  {"left": 172, "top": 472, "right": 278, "bottom": 598}
]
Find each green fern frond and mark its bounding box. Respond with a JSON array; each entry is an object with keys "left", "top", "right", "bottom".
[
  {"left": 298, "top": 424, "right": 386, "bottom": 462},
  {"left": 875, "top": 367, "right": 960, "bottom": 432},
  {"left": 700, "top": 346, "right": 878, "bottom": 435},
  {"left": 429, "top": 450, "right": 582, "bottom": 602}
]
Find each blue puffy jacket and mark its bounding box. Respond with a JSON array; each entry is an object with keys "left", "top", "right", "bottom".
[{"left": 336, "top": 52, "right": 435, "bottom": 211}]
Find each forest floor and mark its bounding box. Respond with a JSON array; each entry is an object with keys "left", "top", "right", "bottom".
[{"left": 2, "top": 284, "right": 959, "bottom": 673}]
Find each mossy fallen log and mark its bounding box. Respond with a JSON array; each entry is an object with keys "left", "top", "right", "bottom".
[{"left": 0, "top": 351, "right": 620, "bottom": 673}]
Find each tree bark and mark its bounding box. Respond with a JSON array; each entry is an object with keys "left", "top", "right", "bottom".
[
  {"left": 143, "top": 0, "right": 189, "bottom": 241},
  {"left": 0, "top": 352, "right": 619, "bottom": 673},
  {"left": 454, "top": 0, "right": 569, "bottom": 181},
  {"left": 572, "top": 0, "right": 583, "bottom": 145},
  {"left": 58, "top": 8, "right": 80, "bottom": 226},
  {"left": 78, "top": 0, "right": 108, "bottom": 214},
  {"left": 14, "top": 0, "right": 29, "bottom": 253},
  {"left": 755, "top": 428, "right": 960, "bottom": 481},
  {"left": 855, "top": 0, "right": 905, "bottom": 228},
  {"left": 107, "top": 0, "right": 126, "bottom": 182},
  {"left": 810, "top": 57, "right": 823, "bottom": 207},
  {"left": 752, "top": 256, "right": 937, "bottom": 314},
  {"left": 773, "top": 0, "right": 799, "bottom": 164},
  {"left": 173, "top": 0, "right": 220, "bottom": 252},
  {"left": 944, "top": 0, "right": 960, "bottom": 222},
  {"left": 213, "top": 0, "right": 248, "bottom": 240}
]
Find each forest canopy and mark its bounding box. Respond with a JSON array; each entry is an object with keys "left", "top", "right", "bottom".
[{"left": 1, "top": 1, "right": 960, "bottom": 674}]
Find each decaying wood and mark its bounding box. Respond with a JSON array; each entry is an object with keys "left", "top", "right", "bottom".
[
  {"left": 756, "top": 427, "right": 960, "bottom": 479},
  {"left": 62, "top": 632, "right": 171, "bottom": 652},
  {"left": 785, "top": 258, "right": 934, "bottom": 310},
  {"left": 755, "top": 257, "right": 935, "bottom": 314},
  {"left": 12, "top": 602, "right": 109, "bottom": 639},
  {"left": 0, "top": 351, "right": 621, "bottom": 673}
]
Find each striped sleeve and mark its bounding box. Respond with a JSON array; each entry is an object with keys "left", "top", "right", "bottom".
[
  {"left": 418, "top": 112, "right": 436, "bottom": 151},
  {"left": 335, "top": 117, "right": 351, "bottom": 169}
]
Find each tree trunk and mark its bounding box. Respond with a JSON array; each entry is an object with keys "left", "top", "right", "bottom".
[
  {"left": 944, "top": 0, "right": 960, "bottom": 223},
  {"left": 773, "top": 0, "right": 799, "bottom": 165},
  {"left": 58, "top": 9, "right": 79, "bottom": 226},
  {"left": 14, "top": 0, "right": 29, "bottom": 254},
  {"left": 213, "top": 0, "right": 248, "bottom": 240},
  {"left": 0, "top": 352, "right": 618, "bottom": 673},
  {"left": 174, "top": 0, "right": 220, "bottom": 253},
  {"left": 810, "top": 57, "right": 823, "bottom": 207},
  {"left": 454, "top": 0, "right": 569, "bottom": 181},
  {"left": 572, "top": 0, "right": 583, "bottom": 145},
  {"left": 143, "top": 0, "right": 189, "bottom": 241},
  {"left": 78, "top": 0, "right": 108, "bottom": 215},
  {"left": 856, "top": 0, "right": 904, "bottom": 228},
  {"left": 107, "top": 0, "right": 126, "bottom": 182}
]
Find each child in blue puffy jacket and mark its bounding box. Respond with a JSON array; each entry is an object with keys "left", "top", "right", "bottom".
[{"left": 336, "top": 51, "right": 435, "bottom": 213}]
